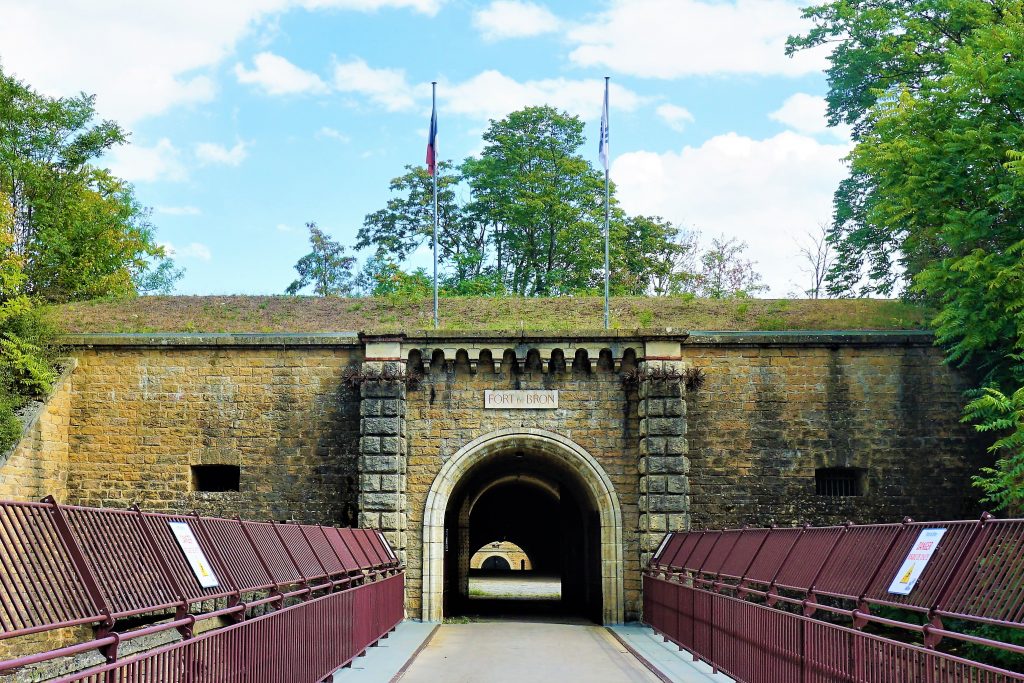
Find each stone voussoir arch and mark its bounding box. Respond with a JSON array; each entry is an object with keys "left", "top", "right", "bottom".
[{"left": 421, "top": 427, "right": 624, "bottom": 624}]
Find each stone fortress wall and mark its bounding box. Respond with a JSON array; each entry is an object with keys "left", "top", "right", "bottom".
[{"left": 0, "top": 330, "right": 988, "bottom": 623}]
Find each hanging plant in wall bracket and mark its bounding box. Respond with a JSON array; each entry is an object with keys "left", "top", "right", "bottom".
[
  {"left": 619, "top": 366, "right": 706, "bottom": 393},
  {"left": 340, "top": 365, "right": 423, "bottom": 391}
]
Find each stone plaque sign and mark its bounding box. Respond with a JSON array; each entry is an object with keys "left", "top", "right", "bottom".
[{"left": 484, "top": 390, "right": 558, "bottom": 409}]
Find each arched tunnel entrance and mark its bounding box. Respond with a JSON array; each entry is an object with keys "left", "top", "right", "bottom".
[
  {"left": 422, "top": 429, "right": 624, "bottom": 624},
  {"left": 445, "top": 461, "right": 600, "bottom": 620}
]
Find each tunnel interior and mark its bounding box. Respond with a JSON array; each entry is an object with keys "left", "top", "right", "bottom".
[{"left": 442, "top": 448, "right": 603, "bottom": 621}]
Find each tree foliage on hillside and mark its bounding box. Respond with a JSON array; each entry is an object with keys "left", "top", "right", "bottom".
[
  {"left": 286, "top": 223, "right": 357, "bottom": 296},
  {"left": 357, "top": 106, "right": 729, "bottom": 298},
  {"left": 1, "top": 68, "right": 179, "bottom": 301},
  {"left": 789, "top": 0, "right": 1024, "bottom": 510},
  {"left": 0, "top": 66, "right": 178, "bottom": 451}
]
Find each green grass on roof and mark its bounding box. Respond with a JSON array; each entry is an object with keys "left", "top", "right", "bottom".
[{"left": 49, "top": 295, "right": 932, "bottom": 334}]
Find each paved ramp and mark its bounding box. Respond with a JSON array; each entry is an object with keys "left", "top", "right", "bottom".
[{"left": 394, "top": 621, "right": 662, "bottom": 683}]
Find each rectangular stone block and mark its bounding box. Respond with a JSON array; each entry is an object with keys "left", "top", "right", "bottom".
[
  {"left": 363, "top": 417, "right": 401, "bottom": 436},
  {"left": 361, "top": 455, "right": 400, "bottom": 474},
  {"left": 361, "top": 492, "right": 400, "bottom": 511}
]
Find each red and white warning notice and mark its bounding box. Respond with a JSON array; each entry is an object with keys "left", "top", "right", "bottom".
[{"left": 887, "top": 528, "right": 946, "bottom": 596}]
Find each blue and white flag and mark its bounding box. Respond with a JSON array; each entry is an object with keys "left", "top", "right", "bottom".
[{"left": 598, "top": 79, "right": 609, "bottom": 171}]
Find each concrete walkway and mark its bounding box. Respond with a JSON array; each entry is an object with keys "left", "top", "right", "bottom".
[
  {"left": 608, "top": 624, "right": 731, "bottom": 683},
  {"left": 334, "top": 620, "right": 734, "bottom": 683},
  {"left": 395, "top": 621, "right": 661, "bottom": 683}
]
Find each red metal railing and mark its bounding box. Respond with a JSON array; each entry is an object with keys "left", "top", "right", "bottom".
[
  {"left": 645, "top": 517, "right": 1024, "bottom": 682},
  {"left": 645, "top": 577, "right": 1024, "bottom": 682},
  {"left": 0, "top": 498, "right": 404, "bottom": 681},
  {"left": 53, "top": 573, "right": 405, "bottom": 683}
]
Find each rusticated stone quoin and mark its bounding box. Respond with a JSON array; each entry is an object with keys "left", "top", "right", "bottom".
[{"left": 358, "top": 345, "right": 409, "bottom": 563}]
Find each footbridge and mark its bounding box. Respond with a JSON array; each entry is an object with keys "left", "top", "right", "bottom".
[{"left": 1, "top": 500, "right": 1022, "bottom": 682}]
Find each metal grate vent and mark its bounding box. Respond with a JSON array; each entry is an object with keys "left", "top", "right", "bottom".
[{"left": 815, "top": 467, "right": 863, "bottom": 497}]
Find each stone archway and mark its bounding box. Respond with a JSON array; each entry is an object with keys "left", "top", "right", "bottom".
[{"left": 421, "top": 427, "right": 624, "bottom": 623}]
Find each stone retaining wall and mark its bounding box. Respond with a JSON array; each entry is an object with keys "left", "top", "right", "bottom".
[{"left": 0, "top": 330, "right": 989, "bottom": 624}]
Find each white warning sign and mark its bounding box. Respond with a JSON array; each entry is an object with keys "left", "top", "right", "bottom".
[
  {"left": 654, "top": 535, "right": 672, "bottom": 561},
  {"left": 168, "top": 521, "right": 220, "bottom": 589},
  {"left": 378, "top": 531, "right": 397, "bottom": 560},
  {"left": 887, "top": 528, "right": 946, "bottom": 596}
]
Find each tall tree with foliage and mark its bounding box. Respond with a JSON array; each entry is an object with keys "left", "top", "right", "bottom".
[
  {"left": 357, "top": 161, "right": 486, "bottom": 284},
  {"left": 610, "top": 216, "right": 699, "bottom": 295},
  {"left": 286, "top": 223, "right": 357, "bottom": 296},
  {"left": 789, "top": 0, "right": 1024, "bottom": 509},
  {"left": 359, "top": 106, "right": 699, "bottom": 297},
  {"left": 462, "top": 106, "right": 606, "bottom": 295},
  {"left": 0, "top": 66, "right": 180, "bottom": 452},
  {"left": 0, "top": 67, "right": 179, "bottom": 301}
]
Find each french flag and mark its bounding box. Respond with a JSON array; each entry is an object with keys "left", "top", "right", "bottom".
[{"left": 426, "top": 99, "right": 438, "bottom": 176}]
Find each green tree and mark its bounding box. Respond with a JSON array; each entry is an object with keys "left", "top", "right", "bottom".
[
  {"left": 0, "top": 196, "right": 55, "bottom": 451},
  {"left": 0, "top": 67, "right": 179, "bottom": 301},
  {"left": 463, "top": 106, "right": 606, "bottom": 295},
  {"left": 694, "top": 236, "right": 766, "bottom": 299},
  {"left": 357, "top": 161, "right": 485, "bottom": 283},
  {"left": 608, "top": 216, "right": 699, "bottom": 295},
  {"left": 358, "top": 106, "right": 699, "bottom": 298},
  {"left": 789, "top": 0, "right": 1024, "bottom": 506},
  {"left": 286, "top": 222, "right": 356, "bottom": 296},
  {"left": 965, "top": 382, "right": 1024, "bottom": 516}
]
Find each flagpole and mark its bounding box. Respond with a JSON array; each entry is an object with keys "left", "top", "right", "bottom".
[
  {"left": 431, "top": 81, "right": 439, "bottom": 330},
  {"left": 603, "top": 76, "right": 610, "bottom": 331}
]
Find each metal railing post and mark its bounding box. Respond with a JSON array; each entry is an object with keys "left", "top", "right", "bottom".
[
  {"left": 736, "top": 524, "right": 774, "bottom": 598},
  {"left": 269, "top": 521, "right": 311, "bottom": 599},
  {"left": 711, "top": 527, "right": 745, "bottom": 593},
  {"left": 191, "top": 512, "right": 244, "bottom": 622},
  {"left": 128, "top": 505, "right": 192, "bottom": 636},
  {"left": 853, "top": 517, "right": 913, "bottom": 630},
  {"left": 923, "top": 512, "right": 993, "bottom": 649},
  {"left": 41, "top": 496, "right": 115, "bottom": 653},
  {"left": 237, "top": 518, "right": 284, "bottom": 609},
  {"left": 803, "top": 522, "right": 851, "bottom": 617},
  {"left": 766, "top": 524, "right": 807, "bottom": 606}
]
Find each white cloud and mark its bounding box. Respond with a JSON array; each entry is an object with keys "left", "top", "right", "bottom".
[
  {"left": 161, "top": 241, "right": 212, "bottom": 261},
  {"left": 195, "top": 140, "right": 250, "bottom": 166},
  {"left": 317, "top": 126, "right": 351, "bottom": 142},
  {"left": 656, "top": 104, "right": 695, "bottom": 131},
  {"left": 568, "top": 0, "right": 828, "bottom": 79},
  {"left": 234, "top": 52, "right": 329, "bottom": 95},
  {"left": 611, "top": 131, "right": 852, "bottom": 295},
  {"left": 332, "top": 58, "right": 419, "bottom": 111},
  {"left": 441, "top": 70, "right": 644, "bottom": 122},
  {"left": 0, "top": 0, "right": 442, "bottom": 125},
  {"left": 106, "top": 139, "right": 187, "bottom": 183},
  {"left": 326, "top": 59, "right": 644, "bottom": 122},
  {"left": 473, "top": 1, "right": 560, "bottom": 41},
  {"left": 156, "top": 205, "right": 202, "bottom": 216},
  {"left": 303, "top": 0, "right": 442, "bottom": 12},
  {"left": 769, "top": 93, "right": 851, "bottom": 139},
  {"left": 276, "top": 223, "right": 295, "bottom": 232}
]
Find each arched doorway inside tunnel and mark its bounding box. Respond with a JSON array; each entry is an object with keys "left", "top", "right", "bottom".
[
  {"left": 422, "top": 429, "right": 624, "bottom": 624},
  {"left": 480, "top": 555, "right": 512, "bottom": 571},
  {"left": 470, "top": 541, "right": 532, "bottom": 571}
]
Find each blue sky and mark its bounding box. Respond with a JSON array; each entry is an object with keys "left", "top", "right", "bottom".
[{"left": 0, "top": 0, "right": 851, "bottom": 296}]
